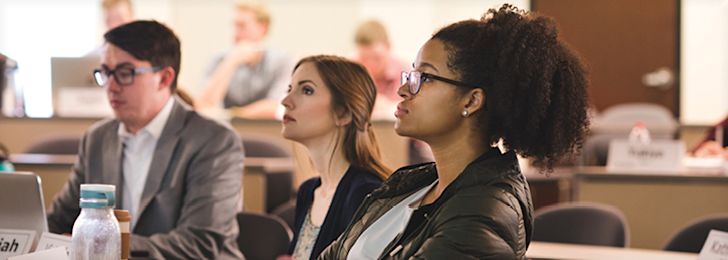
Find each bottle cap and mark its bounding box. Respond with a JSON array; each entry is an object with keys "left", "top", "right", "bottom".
[{"left": 80, "top": 184, "right": 116, "bottom": 208}]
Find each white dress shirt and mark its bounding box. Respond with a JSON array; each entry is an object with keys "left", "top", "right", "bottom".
[{"left": 118, "top": 98, "right": 174, "bottom": 229}]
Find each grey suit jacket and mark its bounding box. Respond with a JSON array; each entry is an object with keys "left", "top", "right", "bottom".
[{"left": 47, "top": 98, "right": 245, "bottom": 259}]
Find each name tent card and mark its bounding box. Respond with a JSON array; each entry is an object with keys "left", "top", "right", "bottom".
[
  {"left": 607, "top": 139, "right": 685, "bottom": 173},
  {"left": 700, "top": 229, "right": 728, "bottom": 260},
  {"left": 0, "top": 229, "right": 35, "bottom": 260},
  {"left": 35, "top": 233, "right": 71, "bottom": 252},
  {"left": 8, "top": 247, "right": 68, "bottom": 260}
]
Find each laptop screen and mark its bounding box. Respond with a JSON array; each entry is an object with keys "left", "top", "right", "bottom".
[{"left": 0, "top": 172, "right": 48, "bottom": 249}]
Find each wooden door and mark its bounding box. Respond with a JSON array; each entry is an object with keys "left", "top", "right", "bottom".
[{"left": 532, "top": 0, "right": 679, "bottom": 116}]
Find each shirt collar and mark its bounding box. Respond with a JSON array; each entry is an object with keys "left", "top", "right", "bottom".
[{"left": 118, "top": 97, "right": 175, "bottom": 140}]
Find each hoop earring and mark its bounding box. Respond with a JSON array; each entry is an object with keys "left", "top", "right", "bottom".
[{"left": 461, "top": 110, "right": 469, "bottom": 117}]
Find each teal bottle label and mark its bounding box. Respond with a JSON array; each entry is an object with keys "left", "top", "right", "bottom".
[{"left": 80, "top": 190, "right": 115, "bottom": 208}]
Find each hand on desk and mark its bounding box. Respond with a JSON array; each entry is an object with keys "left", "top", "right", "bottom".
[{"left": 694, "top": 141, "right": 728, "bottom": 159}]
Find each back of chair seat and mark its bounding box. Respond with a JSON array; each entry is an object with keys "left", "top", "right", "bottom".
[
  {"left": 664, "top": 214, "right": 728, "bottom": 253},
  {"left": 25, "top": 135, "right": 80, "bottom": 155},
  {"left": 533, "top": 202, "right": 630, "bottom": 247},
  {"left": 237, "top": 212, "right": 292, "bottom": 260}
]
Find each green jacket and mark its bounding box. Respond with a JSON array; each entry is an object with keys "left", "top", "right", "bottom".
[{"left": 319, "top": 148, "right": 533, "bottom": 259}]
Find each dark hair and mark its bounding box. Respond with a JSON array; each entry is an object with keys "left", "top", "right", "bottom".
[
  {"left": 432, "top": 4, "right": 590, "bottom": 170},
  {"left": 293, "top": 55, "right": 391, "bottom": 179},
  {"left": 104, "top": 20, "right": 181, "bottom": 91}
]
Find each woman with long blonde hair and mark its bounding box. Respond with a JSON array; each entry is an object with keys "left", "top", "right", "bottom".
[{"left": 281, "top": 55, "right": 390, "bottom": 259}]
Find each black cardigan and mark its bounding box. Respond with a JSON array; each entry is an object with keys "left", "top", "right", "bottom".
[{"left": 288, "top": 165, "right": 383, "bottom": 259}]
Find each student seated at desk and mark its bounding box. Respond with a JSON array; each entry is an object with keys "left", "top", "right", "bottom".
[
  {"left": 47, "top": 21, "right": 244, "bottom": 259},
  {"left": 281, "top": 55, "right": 390, "bottom": 260},
  {"left": 197, "top": 2, "right": 294, "bottom": 119},
  {"left": 319, "top": 5, "right": 590, "bottom": 259}
]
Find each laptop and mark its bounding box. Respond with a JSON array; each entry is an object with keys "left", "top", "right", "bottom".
[
  {"left": 0, "top": 172, "right": 48, "bottom": 249},
  {"left": 50, "top": 56, "right": 112, "bottom": 118}
]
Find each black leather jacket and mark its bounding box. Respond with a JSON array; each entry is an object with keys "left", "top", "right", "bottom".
[{"left": 319, "top": 148, "right": 533, "bottom": 259}]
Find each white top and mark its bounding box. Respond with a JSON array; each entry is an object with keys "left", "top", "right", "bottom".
[
  {"left": 118, "top": 98, "right": 174, "bottom": 229},
  {"left": 347, "top": 180, "right": 438, "bottom": 259},
  {"left": 291, "top": 209, "right": 321, "bottom": 260}
]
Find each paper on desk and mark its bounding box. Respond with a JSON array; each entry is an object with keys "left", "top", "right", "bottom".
[
  {"left": 8, "top": 246, "right": 68, "bottom": 260},
  {"left": 35, "top": 233, "right": 71, "bottom": 252},
  {"left": 684, "top": 157, "right": 724, "bottom": 169},
  {"left": 699, "top": 229, "right": 728, "bottom": 260}
]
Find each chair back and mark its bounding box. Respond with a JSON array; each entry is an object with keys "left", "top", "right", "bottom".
[
  {"left": 581, "top": 103, "right": 678, "bottom": 165},
  {"left": 596, "top": 103, "right": 677, "bottom": 137},
  {"left": 241, "top": 135, "right": 289, "bottom": 158},
  {"left": 664, "top": 214, "right": 728, "bottom": 253},
  {"left": 237, "top": 212, "right": 292, "bottom": 260},
  {"left": 533, "top": 202, "right": 629, "bottom": 247},
  {"left": 241, "top": 134, "right": 294, "bottom": 212},
  {"left": 25, "top": 135, "right": 80, "bottom": 155},
  {"left": 271, "top": 199, "right": 296, "bottom": 231}
]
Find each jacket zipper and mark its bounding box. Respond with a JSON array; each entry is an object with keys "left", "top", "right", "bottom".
[{"left": 379, "top": 212, "right": 431, "bottom": 259}]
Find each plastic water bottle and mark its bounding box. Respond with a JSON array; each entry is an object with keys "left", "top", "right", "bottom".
[
  {"left": 629, "top": 121, "right": 651, "bottom": 145},
  {"left": 70, "top": 184, "right": 121, "bottom": 260},
  {"left": 0, "top": 143, "right": 14, "bottom": 172},
  {"left": 0, "top": 159, "right": 13, "bottom": 172}
]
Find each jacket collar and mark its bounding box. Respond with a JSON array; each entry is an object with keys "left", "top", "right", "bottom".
[
  {"left": 135, "top": 98, "right": 189, "bottom": 223},
  {"left": 105, "top": 97, "right": 190, "bottom": 222},
  {"left": 372, "top": 147, "right": 520, "bottom": 199}
]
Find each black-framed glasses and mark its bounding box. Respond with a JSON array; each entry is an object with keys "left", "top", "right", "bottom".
[
  {"left": 400, "top": 71, "right": 480, "bottom": 95},
  {"left": 93, "top": 66, "right": 161, "bottom": 87}
]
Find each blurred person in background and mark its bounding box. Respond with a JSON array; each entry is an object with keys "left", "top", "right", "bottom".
[
  {"left": 197, "top": 2, "right": 294, "bottom": 120},
  {"left": 354, "top": 20, "right": 434, "bottom": 165},
  {"left": 354, "top": 20, "right": 407, "bottom": 121},
  {"left": 692, "top": 114, "right": 728, "bottom": 159},
  {"left": 102, "top": 0, "right": 134, "bottom": 31}
]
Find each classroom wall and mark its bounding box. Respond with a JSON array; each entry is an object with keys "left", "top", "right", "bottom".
[
  {"left": 680, "top": 0, "right": 728, "bottom": 125},
  {"left": 1, "top": 0, "right": 726, "bottom": 124}
]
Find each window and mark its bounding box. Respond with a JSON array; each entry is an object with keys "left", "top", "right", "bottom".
[{"left": 1, "top": 1, "right": 99, "bottom": 117}]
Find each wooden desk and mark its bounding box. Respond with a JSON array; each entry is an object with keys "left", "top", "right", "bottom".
[
  {"left": 240, "top": 157, "right": 294, "bottom": 213},
  {"left": 0, "top": 117, "right": 410, "bottom": 184},
  {"left": 526, "top": 241, "right": 698, "bottom": 260},
  {"left": 525, "top": 166, "right": 728, "bottom": 249},
  {"left": 9, "top": 154, "right": 293, "bottom": 214},
  {"left": 524, "top": 168, "right": 573, "bottom": 210},
  {"left": 571, "top": 167, "right": 728, "bottom": 249}
]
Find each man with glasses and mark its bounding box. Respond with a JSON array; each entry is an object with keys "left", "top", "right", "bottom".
[{"left": 47, "top": 20, "right": 244, "bottom": 259}]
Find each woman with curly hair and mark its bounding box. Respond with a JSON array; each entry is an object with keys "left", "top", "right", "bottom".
[{"left": 319, "top": 4, "right": 589, "bottom": 259}]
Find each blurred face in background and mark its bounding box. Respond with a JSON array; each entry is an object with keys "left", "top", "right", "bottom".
[
  {"left": 234, "top": 9, "right": 267, "bottom": 43},
  {"left": 357, "top": 42, "right": 389, "bottom": 79},
  {"left": 281, "top": 62, "right": 343, "bottom": 146},
  {"left": 103, "top": 2, "right": 134, "bottom": 31}
]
